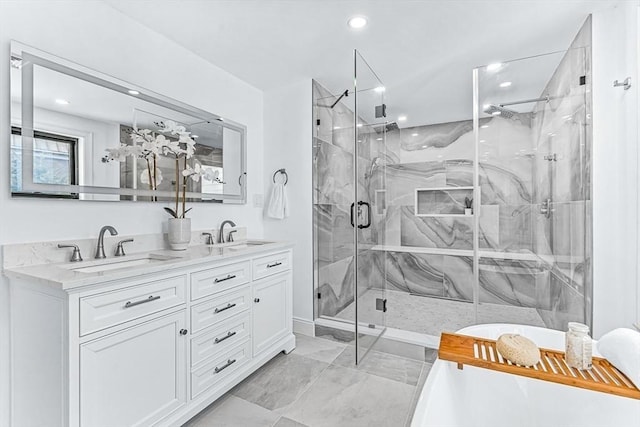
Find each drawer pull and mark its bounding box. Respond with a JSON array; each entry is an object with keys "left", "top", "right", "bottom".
[
  {"left": 267, "top": 262, "right": 282, "bottom": 268},
  {"left": 214, "top": 274, "right": 237, "bottom": 283},
  {"left": 214, "top": 331, "right": 237, "bottom": 344},
  {"left": 214, "top": 358, "right": 236, "bottom": 374},
  {"left": 214, "top": 303, "right": 236, "bottom": 314},
  {"left": 124, "top": 295, "right": 160, "bottom": 308}
]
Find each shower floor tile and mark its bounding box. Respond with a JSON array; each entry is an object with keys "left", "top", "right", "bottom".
[{"left": 335, "top": 289, "right": 546, "bottom": 336}]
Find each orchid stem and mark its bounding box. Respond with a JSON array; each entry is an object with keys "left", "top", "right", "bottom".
[
  {"left": 182, "top": 156, "right": 187, "bottom": 218},
  {"left": 175, "top": 158, "right": 179, "bottom": 217}
]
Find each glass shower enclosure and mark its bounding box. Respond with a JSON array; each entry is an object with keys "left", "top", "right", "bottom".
[{"left": 313, "top": 29, "right": 592, "bottom": 362}]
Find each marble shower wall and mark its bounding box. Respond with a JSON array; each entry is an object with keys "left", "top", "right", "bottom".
[{"left": 386, "top": 114, "right": 534, "bottom": 253}]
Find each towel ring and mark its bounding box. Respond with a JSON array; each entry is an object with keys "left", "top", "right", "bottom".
[{"left": 273, "top": 168, "right": 288, "bottom": 185}]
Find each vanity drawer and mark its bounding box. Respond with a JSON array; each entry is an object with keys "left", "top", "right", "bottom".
[
  {"left": 190, "top": 311, "right": 251, "bottom": 368},
  {"left": 79, "top": 275, "right": 186, "bottom": 336},
  {"left": 191, "top": 285, "right": 251, "bottom": 334},
  {"left": 252, "top": 251, "right": 291, "bottom": 280},
  {"left": 190, "top": 260, "right": 251, "bottom": 301},
  {"left": 191, "top": 338, "right": 251, "bottom": 399}
]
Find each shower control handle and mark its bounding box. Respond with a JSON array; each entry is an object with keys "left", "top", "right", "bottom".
[{"left": 540, "top": 198, "right": 552, "bottom": 218}]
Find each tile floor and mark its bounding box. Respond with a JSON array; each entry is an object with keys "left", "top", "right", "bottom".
[{"left": 184, "top": 334, "right": 432, "bottom": 427}]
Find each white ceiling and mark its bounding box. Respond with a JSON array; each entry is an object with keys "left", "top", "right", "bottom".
[{"left": 105, "top": 0, "right": 620, "bottom": 127}]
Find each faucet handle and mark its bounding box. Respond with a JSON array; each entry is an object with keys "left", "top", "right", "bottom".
[
  {"left": 115, "top": 239, "right": 134, "bottom": 257},
  {"left": 228, "top": 230, "right": 237, "bottom": 243},
  {"left": 202, "top": 232, "right": 214, "bottom": 245},
  {"left": 58, "top": 244, "right": 83, "bottom": 262}
]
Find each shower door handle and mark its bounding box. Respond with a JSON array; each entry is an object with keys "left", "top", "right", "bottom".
[
  {"left": 350, "top": 202, "right": 355, "bottom": 227},
  {"left": 358, "top": 201, "right": 372, "bottom": 229},
  {"left": 351, "top": 201, "right": 371, "bottom": 228}
]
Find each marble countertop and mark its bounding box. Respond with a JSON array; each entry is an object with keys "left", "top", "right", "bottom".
[{"left": 3, "top": 240, "right": 294, "bottom": 291}]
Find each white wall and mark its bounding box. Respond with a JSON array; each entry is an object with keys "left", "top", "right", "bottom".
[
  {"left": 262, "top": 80, "right": 314, "bottom": 328},
  {"left": 592, "top": 2, "right": 640, "bottom": 337},
  {"left": 0, "top": 2, "right": 265, "bottom": 425}
]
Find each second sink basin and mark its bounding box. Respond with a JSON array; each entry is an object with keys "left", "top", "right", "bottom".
[
  {"left": 62, "top": 254, "right": 178, "bottom": 274},
  {"left": 225, "top": 240, "right": 274, "bottom": 251}
]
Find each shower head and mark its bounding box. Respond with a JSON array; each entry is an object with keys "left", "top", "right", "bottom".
[{"left": 483, "top": 104, "right": 517, "bottom": 119}]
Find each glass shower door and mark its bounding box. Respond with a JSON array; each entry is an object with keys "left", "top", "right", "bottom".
[
  {"left": 473, "top": 47, "right": 590, "bottom": 330},
  {"left": 354, "top": 50, "right": 388, "bottom": 363}
]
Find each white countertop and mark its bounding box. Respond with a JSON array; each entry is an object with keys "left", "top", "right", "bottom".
[{"left": 3, "top": 240, "right": 294, "bottom": 291}]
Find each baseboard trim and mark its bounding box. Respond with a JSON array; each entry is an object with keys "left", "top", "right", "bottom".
[{"left": 292, "top": 317, "right": 315, "bottom": 336}]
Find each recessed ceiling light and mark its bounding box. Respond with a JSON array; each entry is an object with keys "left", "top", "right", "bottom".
[
  {"left": 499, "top": 81, "right": 512, "bottom": 88},
  {"left": 55, "top": 99, "right": 70, "bottom": 105},
  {"left": 376, "top": 138, "right": 383, "bottom": 141},
  {"left": 487, "top": 63, "right": 502, "bottom": 72},
  {"left": 411, "top": 133, "right": 419, "bottom": 137},
  {"left": 348, "top": 16, "right": 367, "bottom": 29},
  {"left": 128, "top": 89, "right": 140, "bottom": 95},
  {"left": 356, "top": 123, "right": 363, "bottom": 128},
  {"left": 481, "top": 125, "right": 490, "bottom": 129},
  {"left": 374, "top": 86, "right": 385, "bottom": 93},
  {"left": 333, "top": 126, "right": 341, "bottom": 130},
  {"left": 398, "top": 115, "right": 407, "bottom": 122}
]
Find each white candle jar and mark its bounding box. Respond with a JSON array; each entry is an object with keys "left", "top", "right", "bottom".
[{"left": 565, "top": 322, "right": 592, "bottom": 370}]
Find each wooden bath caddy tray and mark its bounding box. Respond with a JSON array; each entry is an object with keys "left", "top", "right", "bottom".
[{"left": 439, "top": 333, "right": 640, "bottom": 400}]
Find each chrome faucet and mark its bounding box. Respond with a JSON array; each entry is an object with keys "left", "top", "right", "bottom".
[
  {"left": 95, "top": 225, "right": 118, "bottom": 259},
  {"left": 218, "top": 220, "right": 236, "bottom": 244}
]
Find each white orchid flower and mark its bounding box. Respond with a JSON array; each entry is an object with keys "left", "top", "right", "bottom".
[
  {"left": 182, "top": 162, "right": 203, "bottom": 182},
  {"left": 159, "top": 120, "right": 177, "bottom": 133},
  {"left": 127, "top": 145, "right": 144, "bottom": 158},
  {"left": 104, "top": 145, "right": 129, "bottom": 162},
  {"left": 140, "top": 168, "right": 163, "bottom": 185}
]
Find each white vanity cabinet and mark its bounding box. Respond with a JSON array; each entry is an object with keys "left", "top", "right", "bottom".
[
  {"left": 7, "top": 245, "right": 295, "bottom": 427},
  {"left": 253, "top": 273, "right": 291, "bottom": 356},
  {"left": 80, "top": 310, "right": 188, "bottom": 427}
]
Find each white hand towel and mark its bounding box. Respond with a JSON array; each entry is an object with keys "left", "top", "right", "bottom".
[
  {"left": 597, "top": 327, "right": 640, "bottom": 388},
  {"left": 266, "top": 182, "right": 289, "bottom": 219}
]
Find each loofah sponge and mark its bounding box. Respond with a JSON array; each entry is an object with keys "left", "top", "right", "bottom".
[{"left": 496, "top": 334, "right": 541, "bottom": 366}]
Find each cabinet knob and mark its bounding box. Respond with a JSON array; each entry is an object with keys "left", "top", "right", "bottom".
[
  {"left": 179, "top": 329, "right": 188, "bottom": 336},
  {"left": 254, "top": 298, "right": 260, "bottom": 303}
]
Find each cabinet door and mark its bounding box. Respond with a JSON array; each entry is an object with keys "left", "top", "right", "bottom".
[
  {"left": 252, "top": 273, "right": 290, "bottom": 356},
  {"left": 80, "top": 311, "right": 187, "bottom": 427}
]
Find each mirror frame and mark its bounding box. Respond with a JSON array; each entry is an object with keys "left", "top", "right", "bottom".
[{"left": 10, "top": 40, "right": 247, "bottom": 203}]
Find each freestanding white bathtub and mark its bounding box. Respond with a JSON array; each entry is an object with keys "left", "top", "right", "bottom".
[{"left": 411, "top": 324, "right": 640, "bottom": 427}]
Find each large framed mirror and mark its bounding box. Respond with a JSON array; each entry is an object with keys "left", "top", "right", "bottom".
[{"left": 9, "top": 41, "right": 247, "bottom": 203}]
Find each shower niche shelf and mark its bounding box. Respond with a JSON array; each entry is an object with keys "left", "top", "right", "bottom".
[{"left": 414, "top": 187, "right": 474, "bottom": 217}]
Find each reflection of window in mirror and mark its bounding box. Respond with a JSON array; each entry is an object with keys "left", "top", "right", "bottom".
[{"left": 10, "top": 126, "right": 78, "bottom": 198}]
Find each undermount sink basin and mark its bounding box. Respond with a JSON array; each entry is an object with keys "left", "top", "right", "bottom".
[
  {"left": 225, "top": 240, "right": 274, "bottom": 250},
  {"left": 62, "top": 254, "right": 178, "bottom": 274}
]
